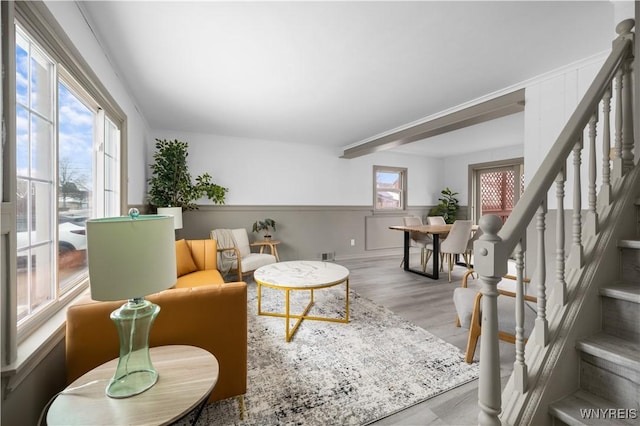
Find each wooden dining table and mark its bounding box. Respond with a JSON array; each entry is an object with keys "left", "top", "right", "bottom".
[{"left": 389, "top": 223, "right": 478, "bottom": 280}]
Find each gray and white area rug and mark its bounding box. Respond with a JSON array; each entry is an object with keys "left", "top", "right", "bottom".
[{"left": 179, "top": 282, "right": 479, "bottom": 425}]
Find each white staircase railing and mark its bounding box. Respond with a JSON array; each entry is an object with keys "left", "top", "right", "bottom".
[{"left": 474, "top": 19, "right": 636, "bottom": 425}]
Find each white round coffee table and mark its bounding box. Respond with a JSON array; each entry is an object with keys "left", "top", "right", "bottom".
[{"left": 254, "top": 260, "right": 350, "bottom": 342}]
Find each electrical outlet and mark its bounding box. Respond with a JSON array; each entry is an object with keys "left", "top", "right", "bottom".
[{"left": 350, "top": 239, "right": 355, "bottom": 246}]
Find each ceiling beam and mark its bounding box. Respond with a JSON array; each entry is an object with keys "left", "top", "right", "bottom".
[{"left": 341, "top": 88, "right": 525, "bottom": 159}]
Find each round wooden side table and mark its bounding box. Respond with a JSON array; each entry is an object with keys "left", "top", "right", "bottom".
[{"left": 47, "top": 345, "right": 218, "bottom": 426}]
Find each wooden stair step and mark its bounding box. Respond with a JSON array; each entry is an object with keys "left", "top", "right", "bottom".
[
  {"left": 618, "top": 239, "right": 640, "bottom": 249},
  {"left": 600, "top": 281, "right": 640, "bottom": 303},
  {"left": 576, "top": 333, "right": 640, "bottom": 373},
  {"left": 549, "top": 390, "right": 637, "bottom": 425}
]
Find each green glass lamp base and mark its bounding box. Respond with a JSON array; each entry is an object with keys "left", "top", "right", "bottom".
[{"left": 107, "top": 297, "right": 160, "bottom": 399}]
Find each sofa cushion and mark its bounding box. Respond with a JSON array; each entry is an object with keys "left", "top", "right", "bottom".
[
  {"left": 175, "top": 269, "right": 225, "bottom": 288},
  {"left": 176, "top": 239, "right": 198, "bottom": 277}
]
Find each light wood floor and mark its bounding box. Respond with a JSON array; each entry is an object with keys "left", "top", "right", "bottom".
[{"left": 336, "top": 253, "right": 516, "bottom": 426}]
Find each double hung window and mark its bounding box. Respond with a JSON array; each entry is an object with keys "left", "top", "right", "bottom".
[
  {"left": 11, "top": 22, "right": 122, "bottom": 338},
  {"left": 373, "top": 166, "right": 407, "bottom": 211}
]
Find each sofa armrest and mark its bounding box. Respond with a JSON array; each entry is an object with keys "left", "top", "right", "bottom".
[{"left": 66, "top": 282, "right": 247, "bottom": 402}]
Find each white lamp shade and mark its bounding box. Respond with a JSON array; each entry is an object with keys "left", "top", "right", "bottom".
[
  {"left": 157, "top": 207, "right": 183, "bottom": 230},
  {"left": 86, "top": 215, "right": 177, "bottom": 301}
]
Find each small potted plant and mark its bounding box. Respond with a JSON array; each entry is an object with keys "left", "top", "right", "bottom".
[{"left": 252, "top": 218, "right": 276, "bottom": 241}]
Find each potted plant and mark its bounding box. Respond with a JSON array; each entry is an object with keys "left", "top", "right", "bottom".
[
  {"left": 147, "top": 138, "right": 228, "bottom": 212},
  {"left": 252, "top": 218, "right": 276, "bottom": 240},
  {"left": 429, "top": 187, "right": 459, "bottom": 224}
]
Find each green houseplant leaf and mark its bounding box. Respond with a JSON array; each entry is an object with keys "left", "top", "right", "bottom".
[
  {"left": 252, "top": 218, "right": 276, "bottom": 235},
  {"left": 147, "top": 138, "right": 228, "bottom": 211},
  {"left": 429, "top": 187, "right": 459, "bottom": 224}
]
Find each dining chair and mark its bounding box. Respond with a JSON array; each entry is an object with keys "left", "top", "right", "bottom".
[
  {"left": 466, "top": 227, "right": 483, "bottom": 269},
  {"left": 440, "top": 220, "right": 474, "bottom": 282},
  {"left": 426, "top": 216, "right": 446, "bottom": 226},
  {"left": 426, "top": 215, "right": 448, "bottom": 268},
  {"left": 402, "top": 216, "right": 433, "bottom": 271}
]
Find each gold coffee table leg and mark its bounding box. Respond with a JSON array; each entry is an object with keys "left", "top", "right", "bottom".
[{"left": 285, "top": 289, "right": 314, "bottom": 342}]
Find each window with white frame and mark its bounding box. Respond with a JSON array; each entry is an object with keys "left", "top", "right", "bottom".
[
  {"left": 13, "top": 23, "right": 122, "bottom": 335},
  {"left": 373, "top": 166, "right": 407, "bottom": 211}
]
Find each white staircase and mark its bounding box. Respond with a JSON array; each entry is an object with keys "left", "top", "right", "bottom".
[
  {"left": 548, "top": 204, "right": 640, "bottom": 425},
  {"left": 472, "top": 19, "right": 638, "bottom": 425}
]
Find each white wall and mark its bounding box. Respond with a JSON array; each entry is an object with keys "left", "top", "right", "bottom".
[
  {"left": 45, "top": 1, "right": 152, "bottom": 206},
  {"left": 524, "top": 55, "right": 606, "bottom": 209},
  {"left": 153, "top": 130, "right": 444, "bottom": 206}
]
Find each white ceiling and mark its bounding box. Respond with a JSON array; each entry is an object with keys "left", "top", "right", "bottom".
[{"left": 78, "top": 1, "right": 616, "bottom": 156}]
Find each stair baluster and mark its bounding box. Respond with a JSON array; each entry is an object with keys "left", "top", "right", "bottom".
[
  {"left": 600, "top": 85, "right": 612, "bottom": 207},
  {"left": 535, "top": 200, "right": 549, "bottom": 345},
  {"left": 622, "top": 51, "right": 635, "bottom": 174},
  {"left": 568, "top": 137, "right": 584, "bottom": 269},
  {"left": 587, "top": 111, "right": 599, "bottom": 235},
  {"left": 513, "top": 241, "right": 528, "bottom": 392},
  {"left": 613, "top": 67, "right": 624, "bottom": 179},
  {"left": 555, "top": 167, "right": 567, "bottom": 305}
]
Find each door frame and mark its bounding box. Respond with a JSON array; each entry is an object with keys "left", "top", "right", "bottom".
[{"left": 468, "top": 157, "right": 524, "bottom": 224}]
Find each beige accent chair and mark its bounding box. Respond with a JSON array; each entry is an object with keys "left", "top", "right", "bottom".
[
  {"left": 402, "top": 216, "right": 433, "bottom": 271},
  {"left": 440, "top": 220, "right": 474, "bottom": 282},
  {"left": 211, "top": 228, "right": 276, "bottom": 279},
  {"left": 453, "top": 269, "right": 536, "bottom": 363}
]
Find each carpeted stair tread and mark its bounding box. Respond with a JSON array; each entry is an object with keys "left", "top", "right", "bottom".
[{"left": 549, "top": 390, "right": 637, "bottom": 425}]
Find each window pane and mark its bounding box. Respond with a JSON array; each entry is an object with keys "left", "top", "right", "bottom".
[
  {"left": 31, "top": 114, "right": 53, "bottom": 180},
  {"left": 17, "top": 243, "right": 54, "bottom": 323},
  {"left": 32, "top": 181, "right": 52, "bottom": 245},
  {"left": 16, "top": 106, "right": 29, "bottom": 176},
  {"left": 376, "top": 190, "right": 401, "bottom": 209},
  {"left": 15, "top": 32, "right": 29, "bottom": 106},
  {"left": 30, "top": 47, "right": 53, "bottom": 118},
  {"left": 16, "top": 249, "right": 30, "bottom": 321},
  {"left": 16, "top": 179, "right": 29, "bottom": 238},
  {"left": 15, "top": 181, "right": 54, "bottom": 248},
  {"left": 58, "top": 82, "right": 93, "bottom": 290},
  {"left": 376, "top": 171, "right": 401, "bottom": 189},
  {"left": 103, "top": 118, "right": 120, "bottom": 216}
]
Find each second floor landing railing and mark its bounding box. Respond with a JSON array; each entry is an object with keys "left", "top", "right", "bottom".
[{"left": 473, "top": 19, "right": 636, "bottom": 426}]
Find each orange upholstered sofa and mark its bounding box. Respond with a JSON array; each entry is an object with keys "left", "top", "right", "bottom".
[{"left": 65, "top": 239, "right": 247, "bottom": 403}]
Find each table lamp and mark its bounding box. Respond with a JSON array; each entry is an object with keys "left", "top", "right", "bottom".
[
  {"left": 157, "top": 206, "right": 183, "bottom": 230},
  {"left": 86, "top": 209, "right": 177, "bottom": 398}
]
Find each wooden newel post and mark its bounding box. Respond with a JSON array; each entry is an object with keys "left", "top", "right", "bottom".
[{"left": 473, "top": 215, "right": 508, "bottom": 426}]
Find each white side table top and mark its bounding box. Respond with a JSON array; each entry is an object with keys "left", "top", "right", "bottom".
[
  {"left": 47, "top": 345, "right": 218, "bottom": 426},
  {"left": 254, "top": 260, "right": 349, "bottom": 289}
]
